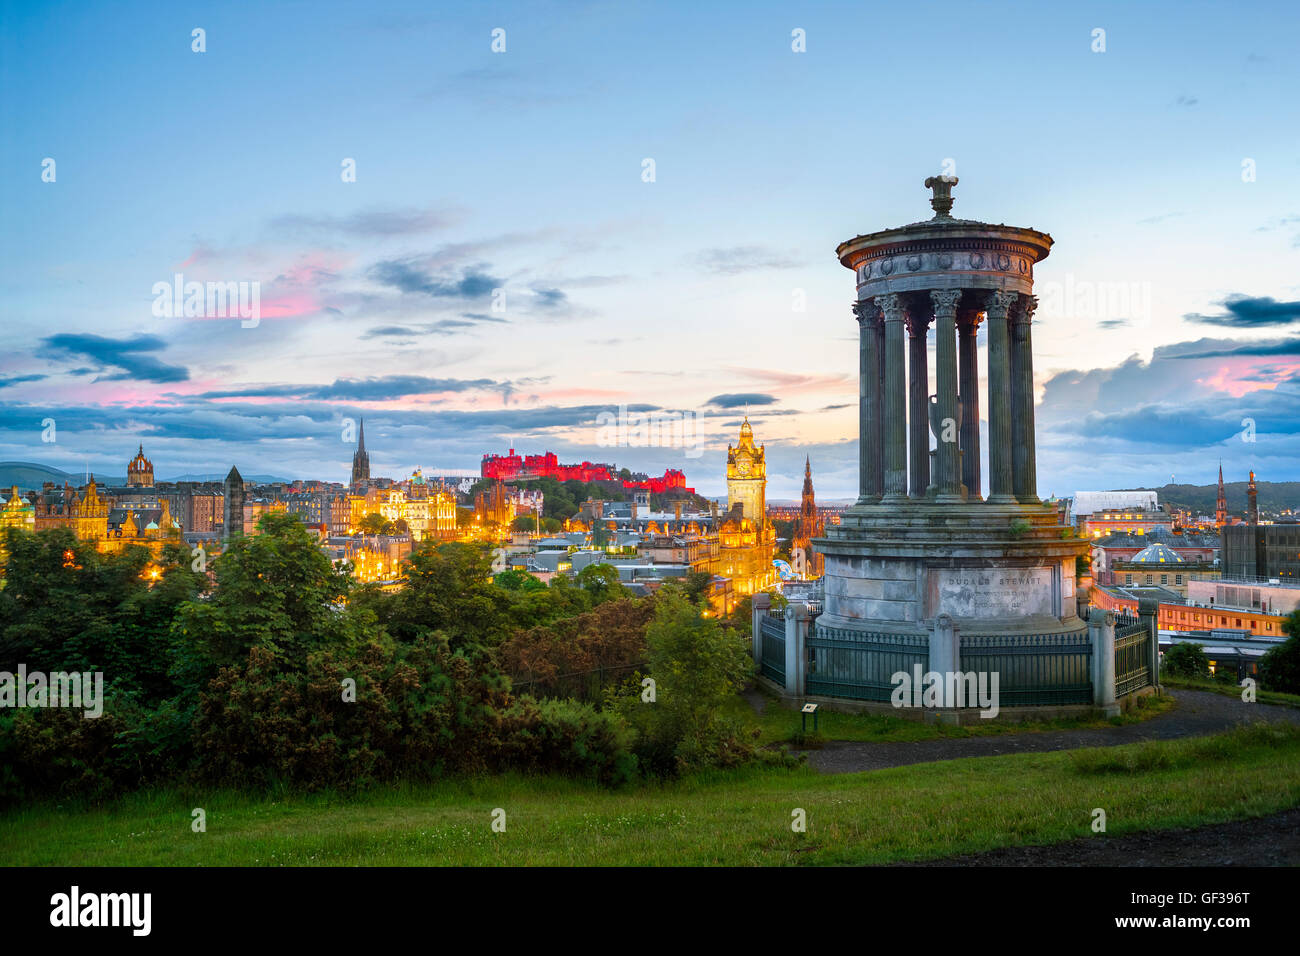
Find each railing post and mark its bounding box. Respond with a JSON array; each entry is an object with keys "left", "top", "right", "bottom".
[
  {"left": 751, "top": 592, "right": 771, "bottom": 669},
  {"left": 1138, "top": 596, "right": 1160, "bottom": 689},
  {"left": 785, "top": 603, "right": 810, "bottom": 698},
  {"left": 1089, "top": 607, "right": 1118, "bottom": 715},
  {"left": 926, "top": 614, "right": 959, "bottom": 719}
]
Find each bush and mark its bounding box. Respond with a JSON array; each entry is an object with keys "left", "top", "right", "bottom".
[
  {"left": 1258, "top": 621, "right": 1300, "bottom": 694},
  {"left": 1162, "top": 642, "right": 1210, "bottom": 680},
  {"left": 614, "top": 591, "right": 759, "bottom": 777},
  {"left": 520, "top": 698, "right": 637, "bottom": 786}
]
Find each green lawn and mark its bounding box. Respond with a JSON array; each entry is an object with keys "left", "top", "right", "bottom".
[
  {"left": 1160, "top": 675, "right": 1300, "bottom": 709},
  {"left": 734, "top": 683, "right": 1175, "bottom": 747},
  {"left": 4, "top": 722, "right": 1297, "bottom": 866}
]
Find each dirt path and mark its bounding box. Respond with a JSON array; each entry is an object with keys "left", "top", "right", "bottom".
[
  {"left": 899, "top": 808, "right": 1300, "bottom": 866},
  {"left": 803, "top": 689, "right": 1300, "bottom": 774}
]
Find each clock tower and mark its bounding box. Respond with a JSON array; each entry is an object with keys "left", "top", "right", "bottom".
[{"left": 726, "top": 417, "right": 766, "bottom": 523}]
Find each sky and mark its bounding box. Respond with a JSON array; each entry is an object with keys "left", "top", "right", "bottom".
[{"left": 1, "top": 0, "right": 1298, "bottom": 500}]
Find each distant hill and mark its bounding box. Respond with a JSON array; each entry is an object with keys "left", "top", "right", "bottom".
[
  {"left": 0, "top": 461, "right": 292, "bottom": 491},
  {"left": 0, "top": 461, "right": 119, "bottom": 489},
  {"left": 1126, "top": 481, "right": 1300, "bottom": 516}
]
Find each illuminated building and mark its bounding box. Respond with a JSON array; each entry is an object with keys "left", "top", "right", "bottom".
[
  {"left": 126, "top": 445, "right": 154, "bottom": 487},
  {"left": 102, "top": 499, "right": 183, "bottom": 557},
  {"left": 726, "top": 417, "right": 766, "bottom": 523},
  {"left": 480, "top": 448, "right": 693, "bottom": 494},
  {"left": 719, "top": 417, "right": 777, "bottom": 597},
  {"left": 348, "top": 485, "right": 457, "bottom": 541},
  {"left": 474, "top": 481, "right": 515, "bottom": 532},
  {"left": 789, "top": 457, "right": 825, "bottom": 577},
  {"left": 33, "top": 480, "right": 110, "bottom": 541},
  {"left": 1080, "top": 506, "right": 1175, "bottom": 538},
  {"left": 1, "top": 486, "right": 36, "bottom": 534}
]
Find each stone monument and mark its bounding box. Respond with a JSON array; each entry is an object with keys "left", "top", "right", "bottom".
[{"left": 815, "top": 177, "right": 1090, "bottom": 641}]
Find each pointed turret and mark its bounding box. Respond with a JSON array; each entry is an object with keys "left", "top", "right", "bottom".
[{"left": 1215, "top": 462, "right": 1227, "bottom": 528}]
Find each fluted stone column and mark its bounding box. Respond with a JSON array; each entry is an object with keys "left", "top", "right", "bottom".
[
  {"left": 957, "top": 307, "right": 982, "bottom": 500},
  {"left": 905, "top": 302, "right": 930, "bottom": 498},
  {"left": 985, "top": 290, "right": 1017, "bottom": 504},
  {"left": 930, "top": 289, "right": 962, "bottom": 500},
  {"left": 874, "top": 293, "right": 908, "bottom": 502},
  {"left": 1010, "top": 295, "right": 1040, "bottom": 504},
  {"left": 853, "top": 300, "right": 883, "bottom": 502}
]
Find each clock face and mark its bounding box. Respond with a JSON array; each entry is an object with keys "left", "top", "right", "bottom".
[{"left": 736, "top": 458, "right": 751, "bottom": 477}]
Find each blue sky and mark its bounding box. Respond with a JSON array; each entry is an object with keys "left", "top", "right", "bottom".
[{"left": 2, "top": 0, "right": 1298, "bottom": 499}]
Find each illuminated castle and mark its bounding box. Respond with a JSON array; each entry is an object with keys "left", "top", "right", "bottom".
[{"left": 481, "top": 448, "right": 693, "bottom": 494}]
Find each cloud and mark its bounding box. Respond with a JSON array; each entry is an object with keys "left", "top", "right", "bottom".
[
  {"left": 693, "top": 245, "right": 801, "bottom": 275},
  {"left": 1185, "top": 295, "right": 1300, "bottom": 328},
  {"left": 531, "top": 287, "right": 567, "bottom": 308},
  {"left": 268, "top": 207, "right": 461, "bottom": 238},
  {"left": 0, "top": 374, "right": 46, "bottom": 389},
  {"left": 1165, "top": 336, "right": 1300, "bottom": 360},
  {"left": 1097, "top": 319, "right": 1130, "bottom": 329},
  {"left": 360, "top": 326, "right": 420, "bottom": 340},
  {"left": 1174, "top": 94, "right": 1198, "bottom": 107},
  {"left": 193, "top": 375, "right": 507, "bottom": 402},
  {"left": 368, "top": 260, "right": 501, "bottom": 299},
  {"left": 707, "top": 393, "right": 778, "bottom": 409},
  {"left": 39, "top": 334, "right": 189, "bottom": 384}
]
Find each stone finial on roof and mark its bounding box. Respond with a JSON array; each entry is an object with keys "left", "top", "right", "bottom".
[{"left": 923, "top": 175, "right": 958, "bottom": 219}]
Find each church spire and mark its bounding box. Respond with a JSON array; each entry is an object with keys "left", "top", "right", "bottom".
[
  {"left": 351, "top": 417, "right": 371, "bottom": 485},
  {"left": 1215, "top": 461, "right": 1227, "bottom": 528}
]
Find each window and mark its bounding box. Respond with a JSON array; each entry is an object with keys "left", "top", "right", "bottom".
[
  {"left": 1160, "top": 574, "right": 1168, "bottom": 584},
  {"left": 1146, "top": 574, "right": 1153, "bottom": 584},
  {"left": 1125, "top": 574, "right": 1132, "bottom": 584},
  {"left": 1175, "top": 574, "right": 1182, "bottom": 584}
]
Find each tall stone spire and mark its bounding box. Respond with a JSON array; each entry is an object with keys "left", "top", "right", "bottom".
[
  {"left": 1215, "top": 462, "right": 1227, "bottom": 528},
  {"left": 351, "top": 417, "right": 371, "bottom": 485}
]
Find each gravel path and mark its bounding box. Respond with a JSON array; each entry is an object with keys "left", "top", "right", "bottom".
[
  {"left": 802, "top": 689, "right": 1300, "bottom": 774},
  {"left": 900, "top": 808, "right": 1300, "bottom": 866}
]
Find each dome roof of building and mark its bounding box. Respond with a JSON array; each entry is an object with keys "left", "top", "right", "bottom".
[{"left": 1131, "top": 543, "right": 1184, "bottom": 564}]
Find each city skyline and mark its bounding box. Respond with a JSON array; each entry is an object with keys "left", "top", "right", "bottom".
[{"left": 3, "top": 0, "right": 1298, "bottom": 499}]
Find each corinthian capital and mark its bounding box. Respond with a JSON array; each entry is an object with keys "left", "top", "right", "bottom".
[
  {"left": 929, "top": 289, "right": 962, "bottom": 317},
  {"left": 874, "top": 293, "right": 905, "bottom": 323},
  {"left": 1012, "top": 294, "right": 1039, "bottom": 325},
  {"left": 851, "top": 299, "right": 880, "bottom": 325},
  {"left": 985, "top": 290, "right": 1018, "bottom": 318}
]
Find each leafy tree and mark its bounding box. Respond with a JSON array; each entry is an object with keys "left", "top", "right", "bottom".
[
  {"left": 679, "top": 569, "right": 714, "bottom": 606},
  {"left": 726, "top": 595, "right": 754, "bottom": 638},
  {"left": 495, "top": 569, "right": 546, "bottom": 592},
  {"left": 500, "top": 596, "right": 655, "bottom": 700},
  {"left": 358, "top": 512, "right": 395, "bottom": 535},
  {"left": 170, "top": 512, "right": 361, "bottom": 692},
  {"left": 1258, "top": 611, "right": 1300, "bottom": 694},
  {"left": 614, "top": 590, "right": 756, "bottom": 776},
  {"left": 380, "top": 542, "right": 509, "bottom": 649},
  {"left": 576, "top": 562, "right": 625, "bottom": 604},
  {"left": 1162, "top": 641, "right": 1211, "bottom": 680},
  {"left": 0, "top": 528, "right": 205, "bottom": 699}
]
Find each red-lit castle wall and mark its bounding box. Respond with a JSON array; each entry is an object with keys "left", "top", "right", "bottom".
[{"left": 481, "top": 450, "right": 692, "bottom": 493}]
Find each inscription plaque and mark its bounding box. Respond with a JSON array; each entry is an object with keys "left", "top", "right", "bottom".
[{"left": 933, "top": 567, "right": 1054, "bottom": 619}]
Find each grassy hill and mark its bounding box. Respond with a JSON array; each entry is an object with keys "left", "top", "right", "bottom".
[{"left": 1129, "top": 481, "right": 1300, "bottom": 517}]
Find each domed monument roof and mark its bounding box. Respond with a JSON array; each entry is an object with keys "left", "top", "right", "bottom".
[{"left": 1131, "top": 542, "right": 1183, "bottom": 564}]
